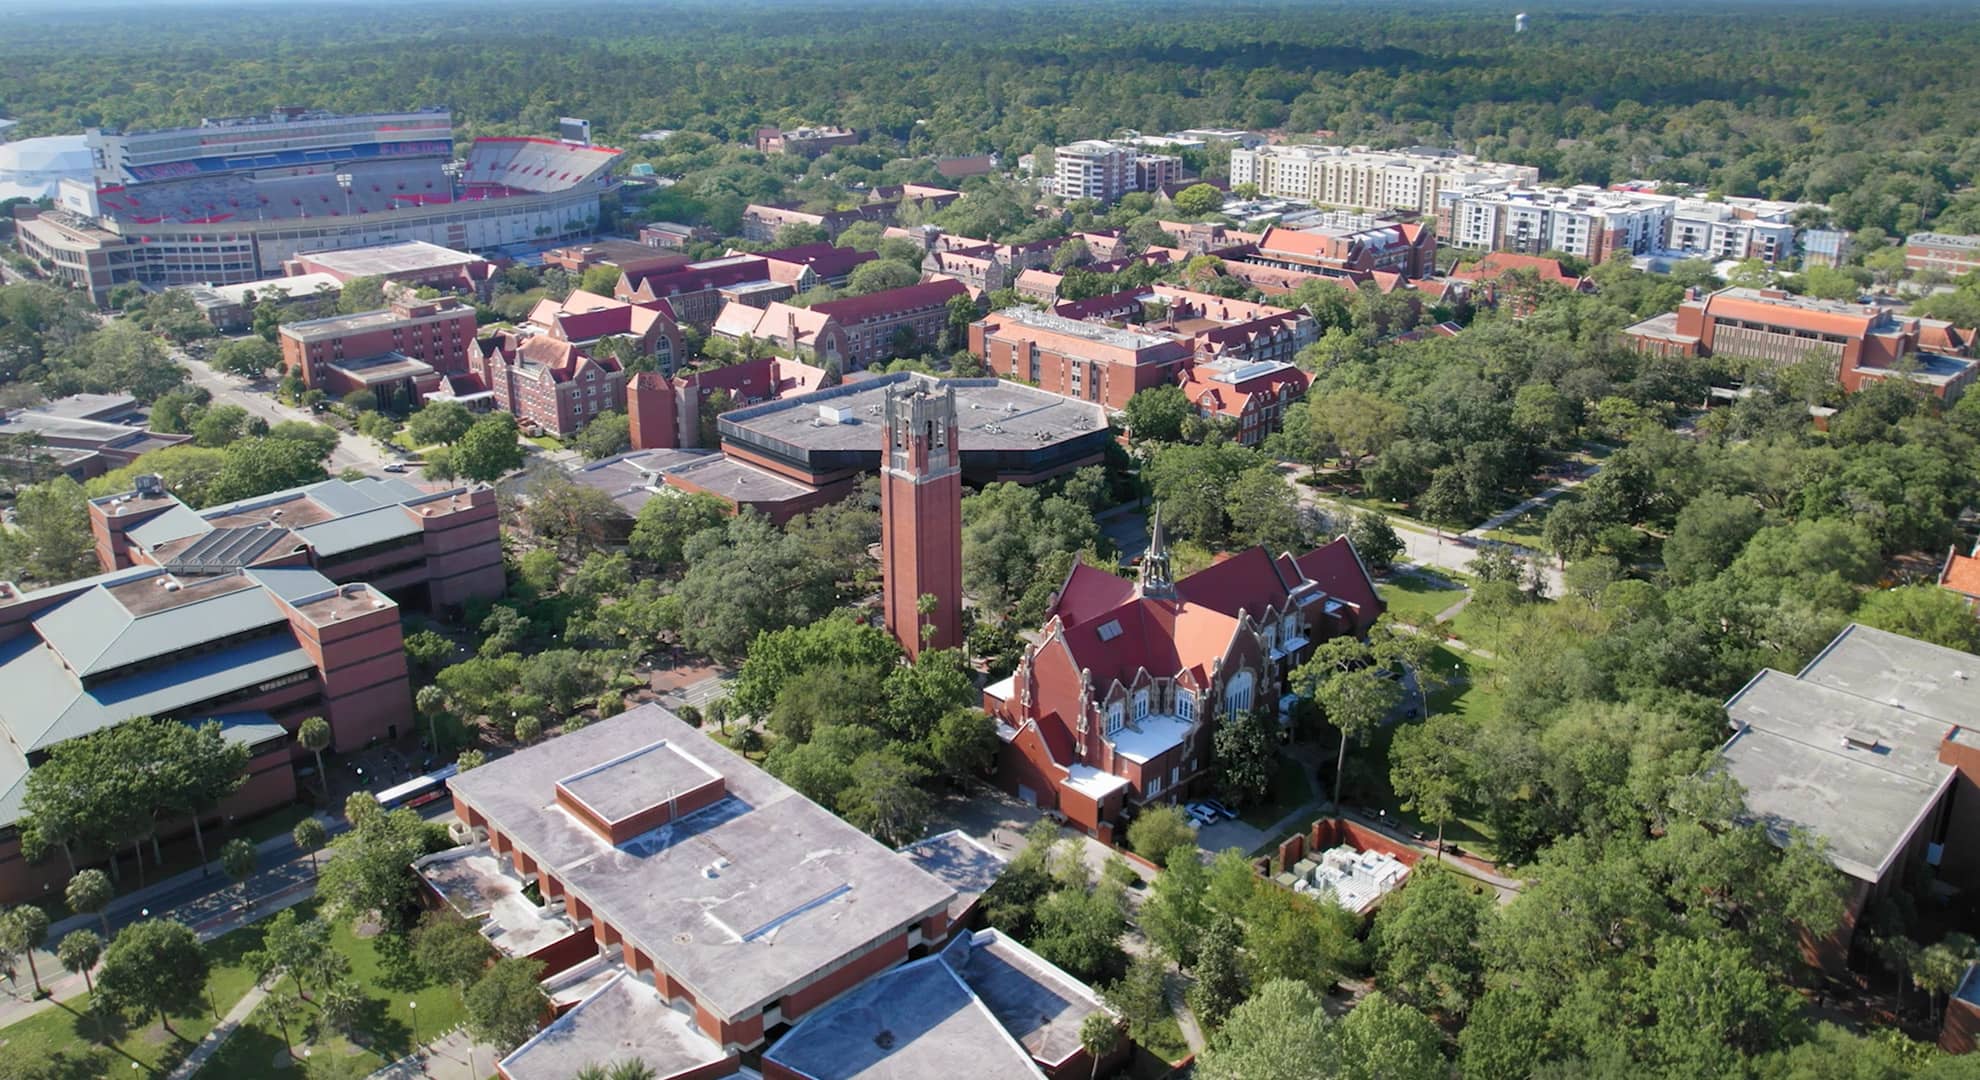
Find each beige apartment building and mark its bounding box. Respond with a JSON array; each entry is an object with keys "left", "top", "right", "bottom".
[{"left": 1227, "top": 144, "right": 1538, "bottom": 215}]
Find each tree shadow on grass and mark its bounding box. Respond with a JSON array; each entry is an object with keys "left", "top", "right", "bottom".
[
  {"left": 348, "top": 996, "right": 412, "bottom": 1061},
  {"left": 11, "top": 1046, "right": 118, "bottom": 1080}
]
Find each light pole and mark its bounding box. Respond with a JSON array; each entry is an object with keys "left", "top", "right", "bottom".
[
  {"left": 336, "top": 173, "right": 353, "bottom": 218},
  {"left": 408, "top": 999, "right": 418, "bottom": 1051}
]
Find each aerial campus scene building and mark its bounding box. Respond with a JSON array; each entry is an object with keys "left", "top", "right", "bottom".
[{"left": 11, "top": 1, "right": 1980, "bottom": 1077}]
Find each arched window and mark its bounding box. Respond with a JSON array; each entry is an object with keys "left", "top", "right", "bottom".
[
  {"left": 1224, "top": 670, "right": 1254, "bottom": 717},
  {"left": 1176, "top": 689, "right": 1196, "bottom": 721},
  {"left": 1106, "top": 701, "right": 1125, "bottom": 735},
  {"left": 1133, "top": 689, "right": 1149, "bottom": 720}
]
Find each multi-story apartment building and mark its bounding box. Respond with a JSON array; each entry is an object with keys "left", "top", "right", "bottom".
[
  {"left": 1227, "top": 144, "right": 1539, "bottom": 214},
  {"left": 1441, "top": 185, "right": 1672, "bottom": 262},
  {"left": 1623, "top": 286, "right": 1979, "bottom": 402},
  {"left": 1053, "top": 141, "right": 1135, "bottom": 204},
  {"left": 280, "top": 291, "right": 478, "bottom": 397},
  {"left": 1662, "top": 197, "right": 1799, "bottom": 265},
  {"left": 1906, "top": 233, "right": 1980, "bottom": 277}
]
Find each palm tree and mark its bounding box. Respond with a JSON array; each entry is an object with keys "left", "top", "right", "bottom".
[
  {"left": 297, "top": 717, "right": 333, "bottom": 800},
  {"left": 56, "top": 930, "right": 101, "bottom": 995},
  {"left": 917, "top": 592, "right": 939, "bottom": 651}
]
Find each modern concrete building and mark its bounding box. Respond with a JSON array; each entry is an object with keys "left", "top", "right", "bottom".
[
  {"left": 1440, "top": 184, "right": 1672, "bottom": 262},
  {"left": 1052, "top": 141, "right": 1134, "bottom": 204},
  {"left": 1622, "top": 286, "right": 1978, "bottom": 402},
  {"left": 1719, "top": 624, "right": 1980, "bottom": 967},
  {"left": 1228, "top": 144, "right": 1539, "bottom": 214},
  {"left": 984, "top": 524, "right": 1384, "bottom": 840}
]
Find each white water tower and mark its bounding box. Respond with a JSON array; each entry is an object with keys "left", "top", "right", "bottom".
[{"left": 1515, "top": 12, "right": 1528, "bottom": 33}]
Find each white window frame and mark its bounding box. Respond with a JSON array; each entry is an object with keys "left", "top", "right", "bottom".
[
  {"left": 1176, "top": 690, "right": 1195, "bottom": 722},
  {"left": 1225, "top": 671, "right": 1254, "bottom": 716},
  {"left": 1133, "top": 689, "right": 1149, "bottom": 720},
  {"left": 1106, "top": 701, "right": 1124, "bottom": 735}
]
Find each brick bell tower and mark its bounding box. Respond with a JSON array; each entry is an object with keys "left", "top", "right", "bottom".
[{"left": 881, "top": 379, "right": 964, "bottom": 661}]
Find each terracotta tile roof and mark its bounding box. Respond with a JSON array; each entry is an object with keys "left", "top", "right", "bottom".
[
  {"left": 811, "top": 278, "right": 966, "bottom": 323},
  {"left": 1175, "top": 546, "right": 1294, "bottom": 617},
  {"left": 1942, "top": 548, "right": 1980, "bottom": 599},
  {"left": 755, "top": 242, "right": 874, "bottom": 282},
  {"left": 1450, "top": 252, "right": 1585, "bottom": 288}
]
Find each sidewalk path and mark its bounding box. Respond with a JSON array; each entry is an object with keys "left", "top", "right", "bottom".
[
  {"left": 1461, "top": 462, "right": 1598, "bottom": 539},
  {"left": 369, "top": 1028, "right": 500, "bottom": 1080},
  {"left": 166, "top": 983, "right": 270, "bottom": 1080}
]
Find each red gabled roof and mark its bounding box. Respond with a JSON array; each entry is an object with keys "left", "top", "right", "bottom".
[
  {"left": 755, "top": 242, "right": 875, "bottom": 281},
  {"left": 1942, "top": 548, "right": 1980, "bottom": 599},
  {"left": 1175, "top": 546, "right": 1296, "bottom": 619},
  {"left": 1451, "top": 252, "right": 1586, "bottom": 290},
  {"left": 810, "top": 278, "right": 966, "bottom": 323},
  {"left": 1292, "top": 536, "right": 1385, "bottom": 634},
  {"left": 1049, "top": 562, "right": 1137, "bottom": 627}
]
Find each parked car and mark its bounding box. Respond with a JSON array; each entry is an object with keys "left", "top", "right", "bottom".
[
  {"left": 1196, "top": 797, "right": 1236, "bottom": 821},
  {"left": 382, "top": 462, "right": 408, "bottom": 473},
  {"left": 1184, "top": 801, "right": 1223, "bottom": 826}
]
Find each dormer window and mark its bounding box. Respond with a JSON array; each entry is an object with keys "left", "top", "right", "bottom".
[
  {"left": 1176, "top": 689, "right": 1196, "bottom": 721},
  {"left": 1133, "top": 689, "right": 1149, "bottom": 720},
  {"left": 1106, "top": 701, "right": 1125, "bottom": 735}
]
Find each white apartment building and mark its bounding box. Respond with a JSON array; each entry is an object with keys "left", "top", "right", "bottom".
[
  {"left": 1662, "top": 197, "right": 1799, "bottom": 265},
  {"left": 1054, "top": 140, "right": 1134, "bottom": 203},
  {"left": 1227, "top": 144, "right": 1540, "bottom": 214},
  {"left": 1440, "top": 185, "right": 1672, "bottom": 262},
  {"left": 1052, "top": 140, "right": 1182, "bottom": 203}
]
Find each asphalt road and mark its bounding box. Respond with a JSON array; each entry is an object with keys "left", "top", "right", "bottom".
[{"left": 168, "top": 343, "right": 397, "bottom": 475}]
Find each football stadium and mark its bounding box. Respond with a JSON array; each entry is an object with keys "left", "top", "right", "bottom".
[{"left": 13, "top": 107, "right": 618, "bottom": 302}]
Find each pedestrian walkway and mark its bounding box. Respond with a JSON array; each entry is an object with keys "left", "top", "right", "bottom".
[
  {"left": 166, "top": 981, "right": 270, "bottom": 1080},
  {"left": 369, "top": 1028, "right": 499, "bottom": 1080}
]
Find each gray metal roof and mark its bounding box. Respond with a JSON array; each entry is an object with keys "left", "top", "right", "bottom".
[
  {"left": 246, "top": 566, "right": 340, "bottom": 604},
  {"left": 34, "top": 582, "right": 286, "bottom": 679},
  {"left": 125, "top": 504, "right": 213, "bottom": 549},
  {"left": 293, "top": 504, "right": 423, "bottom": 558},
  {"left": 0, "top": 631, "right": 313, "bottom": 760}
]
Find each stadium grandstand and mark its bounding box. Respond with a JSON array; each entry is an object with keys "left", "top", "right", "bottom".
[{"left": 12, "top": 108, "right": 619, "bottom": 303}]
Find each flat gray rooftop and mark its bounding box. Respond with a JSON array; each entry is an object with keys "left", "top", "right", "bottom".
[
  {"left": 763, "top": 947, "right": 1044, "bottom": 1080},
  {"left": 500, "top": 973, "right": 727, "bottom": 1080},
  {"left": 990, "top": 306, "right": 1175, "bottom": 351},
  {"left": 1721, "top": 623, "right": 1978, "bottom": 883},
  {"left": 415, "top": 848, "right": 581, "bottom": 956},
  {"left": 568, "top": 449, "right": 719, "bottom": 514},
  {"left": 722, "top": 373, "right": 1108, "bottom": 455},
  {"left": 298, "top": 240, "right": 479, "bottom": 277},
  {"left": 557, "top": 739, "right": 721, "bottom": 825},
  {"left": 898, "top": 830, "right": 1006, "bottom": 923},
  {"left": 30, "top": 393, "right": 138, "bottom": 422},
  {"left": 664, "top": 453, "right": 816, "bottom": 505},
  {"left": 446, "top": 705, "right": 955, "bottom": 1022},
  {"left": 948, "top": 931, "right": 1108, "bottom": 1067}
]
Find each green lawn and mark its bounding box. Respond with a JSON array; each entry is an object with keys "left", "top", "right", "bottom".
[
  {"left": 524, "top": 434, "right": 564, "bottom": 452},
  {"left": 1376, "top": 571, "right": 1469, "bottom": 628},
  {"left": 1336, "top": 646, "right": 1502, "bottom": 860},
  {"left": 1140, "top": 1012, "right": 1192, "bottom": 1063},
  {"left": 191, "top": 901, "right": 469, "bottom": 1080},
  {"left": 0, "top": 902, "right": 283, "bottom": 1076},
  {"left": 1237, "top": 755, "right": 1317, "bottom": 830}
]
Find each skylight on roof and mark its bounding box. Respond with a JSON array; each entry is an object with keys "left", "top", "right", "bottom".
[{"left": 1096, "top": 620, "right": 1123, "bottom": 642}]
